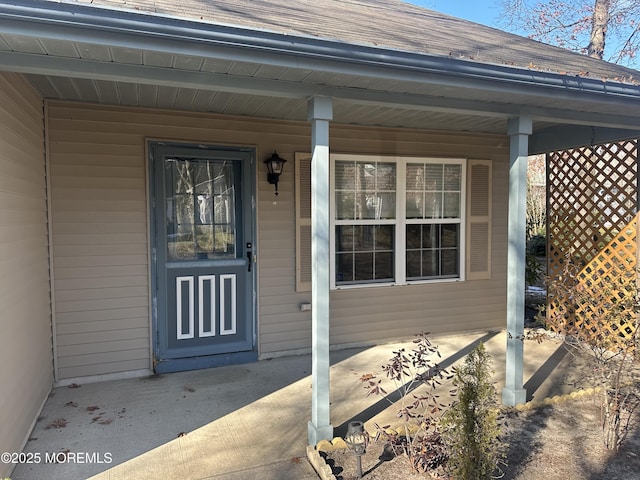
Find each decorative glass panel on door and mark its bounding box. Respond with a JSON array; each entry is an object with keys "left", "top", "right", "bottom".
[{"left": 165, "top": 158, "right": 236, "bottom": 261}]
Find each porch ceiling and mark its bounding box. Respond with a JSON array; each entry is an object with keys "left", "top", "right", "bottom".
[
  {"left": 0, "top": 36, "right": 630, "bottom": 135},
  {"left": 24, "top": 78, "right": 516, "bottom": 135},
  {"left": 0, "top": 31, "right": 511, "bottom": 133}
]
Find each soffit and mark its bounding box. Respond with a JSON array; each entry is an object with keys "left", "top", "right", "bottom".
[
  {"left": 24, "top": 72, "right": 508, "bottom": 133},
  {"left": 0, "top": 31, "right": 515, "bottom": 133}
]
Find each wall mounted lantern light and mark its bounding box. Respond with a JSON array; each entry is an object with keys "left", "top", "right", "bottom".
[{"left": 264, "top": 152, "right": 287, "bottom": 196}]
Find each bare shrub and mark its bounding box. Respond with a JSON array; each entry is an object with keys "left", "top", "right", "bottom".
[
  {"left": 362, "top": 332, "right": 453, "bottom": 473},
  {"left": 537, "top": 253, "right": 640, "bottom": 450}
]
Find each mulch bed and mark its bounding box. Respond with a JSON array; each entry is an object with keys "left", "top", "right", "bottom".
[{"left": 318, "top": 393, "right": 640, "bottom": 480}]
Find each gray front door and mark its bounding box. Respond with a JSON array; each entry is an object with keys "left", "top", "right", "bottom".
[{"left": 150, "top": 143, "right": 256, "bottom": 373}]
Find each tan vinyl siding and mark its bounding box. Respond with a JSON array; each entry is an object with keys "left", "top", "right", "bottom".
[
  {"left": 46, "top": 101, "right": 315, "bottom": 377},
  {"left": 47, "top": 101, "right": 509, "bottom": 368},
  {"left": 324, "top": 128, "right": 508, "bottom": 348},
  {"left": 0, "top": 72, "right": 51, "bottom": 477},
  {"left": 48, "top": 106, "right": 150, "bottom": 379}
]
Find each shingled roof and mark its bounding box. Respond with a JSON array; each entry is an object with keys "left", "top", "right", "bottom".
[{"left": 71, "top": 0, "right": 639, "bottom": 83}]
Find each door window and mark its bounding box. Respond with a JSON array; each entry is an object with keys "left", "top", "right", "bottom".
[{"left": 165, "top": 158, "right": 237, "bottom": 261}]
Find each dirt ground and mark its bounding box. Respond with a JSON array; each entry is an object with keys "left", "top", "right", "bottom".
[
  {"left": 321, "top": 393, "right": 640, "bottom": 480},
  {"left": 320, "top": 264, "right": 640, "bottom": 479}
]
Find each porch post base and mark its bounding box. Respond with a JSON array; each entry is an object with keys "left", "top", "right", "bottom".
[
  {"left": 308, "top": 421, "right": 334, "bottom": 446},
  {"left": 502, "top": 387, "right": 526, "bottom": 406}
]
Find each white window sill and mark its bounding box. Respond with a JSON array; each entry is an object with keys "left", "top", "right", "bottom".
[{"left": 332, "top": 277, "right": 462, "bottom": 290}]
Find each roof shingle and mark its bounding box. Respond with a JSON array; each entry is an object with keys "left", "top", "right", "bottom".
[{"left": 65, "top": 0, "right": 639, "bottom": 82}]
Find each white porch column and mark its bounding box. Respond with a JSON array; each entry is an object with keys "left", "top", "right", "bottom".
[
  {"left": 502, "top": 115, "right": 531, "bottom": 406},
  {"left": 307, "top": 95, "right": 334, "bottom": 445}
]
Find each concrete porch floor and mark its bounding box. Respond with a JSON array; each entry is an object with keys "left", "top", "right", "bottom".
[{"left": 10, "top": 330, "right": 578, "bottom": 480}]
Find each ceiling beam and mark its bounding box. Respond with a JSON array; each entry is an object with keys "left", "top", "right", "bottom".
[{"left": 530, "top": 125, "right": 640, "bottom": 154}]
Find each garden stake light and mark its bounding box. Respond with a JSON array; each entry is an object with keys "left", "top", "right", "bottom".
[{"left": 344, "top": 421, "right": 366, "bottom": 479}]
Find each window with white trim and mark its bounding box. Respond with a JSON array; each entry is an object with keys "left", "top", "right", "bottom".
[
  {"left": 331, "top": 155, "right": 465, "bottom": 288},
  {"left": 294, "top": 154, "right": 491, "bottom": 292},
  {"left": 333, "top": 159, "right": 396, "bottom": 284}
]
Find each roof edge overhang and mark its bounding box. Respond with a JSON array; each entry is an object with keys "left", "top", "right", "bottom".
[{"left": 2, "top": 0, "right": 640, "bottom": 108}]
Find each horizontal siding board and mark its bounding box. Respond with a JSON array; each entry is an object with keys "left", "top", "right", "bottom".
[
  {"left": 51, "top": 164, "right": 144, "bottom": 178},
  {"left": 49, "top": 105, "right": 308, "bottom": 130},
  {"left": 52, "top": 187, "right": 145, "bottom": 202},
  {"left": 254, "top": 274, "right": 295, "bottom": 289},
  {"left": 330, "top": 282, "right": 506, "bottom": 305},
  {"left": 330, "top": 315, "right": 504, "bottom": 340},
  {"left": 54, "top": 254, "right": 148, "bottom": 268},
  {"left": 259, "top": 303, "right": 308, "bottom": 316},
  {"left": 258, "top": 338, "right": 311, "bottom": 353},
  {"left": 56, "top": 296, "right": 149, "bottom": 314},
  {"left": 259, "top": 318, "right": 311, "bottom": 335},
  {"left": 56, "top": 307, "right": 149, "bottom": 324},
  {"left": 49, "top": 130, "right": 144, "bottom": 145},
  {"left": 51, "top": 143, "right": 145, "bottom": 157},
  {"left": 0, "top": 190, "right": 47, "bottom": 210},
  {"left": 51, "top": 199, "right": 146, "bottom": 213},
  {"left": 54, "top": 243, "right": 148, "bottom": 257},
  {"left": 329, "top": 303, "right": 505, "bottom": 330},
  {"left": 53, "top": 211, "right": 147, "bottom": 224},
  {"left": 0, "top": 73, "right": 44, "bottom": 120},
  {"left": 0, "top": 140, "right": 45, "bottom": 176},
  {"left": 47, "top": 152, "right": 142, "bottom": 167},
  {"left": 0, "top": 278, "right": 50, "bottom": 315},
  {"left": 55, "top": 275, "right": 149, "bottom": 290},
  {"left": 52, "top": 233, "right": 147, "bottom": 248},
  {"left": 0, "top": 100, "right": 45, "bottom": 145},
  {"left": 56, "top": 317, "right": 149, "bottom": 335},
  {"left": 57, "top": 348, "right": 150, "bottom": 368},
  {"left": 0, "top": 72, "right": 52, "bottom": 471},
  {"left": 258, "top": 258, "right": 295, "bottom": 271},
  {"left": 53, "top": 222, "right": 147, "bottom": 235},
  {"left": 258, "top": 293, "right": 308, "bottom": 307},
  {"left": 0, "top": 208, "right": 46, "bottom": 226},
  {"left": 0, "top": 171, "right": 45, "bottom": 196},
  {"left": 260, "top": 284, "right": 300, "bottom": 301},
  {"left": 54, "top": 265, "right": 148, "bottom": 279},
  {"left": 58, "top": 359, "right": 150, "bottom": 378},
  {"left": 0, "top": 226, "right": 47, "bottom": 245},
  {"left": 55, "top": 285, "right": 149, "bottom": 302},
  {"left": 0, "top": 274, "right": 49, "bottom": 302},
  {"left": 0, "top": 125, "right": 45, "bottom": 161},
  {"left": 52, "top": 176, "right": 145, "bottom": 191},
  {"left": 57, "top": 331, "right": 149, "bottom": 349},
  {"left": 256, "top": 266, "right": 297, "bottom": 280}
]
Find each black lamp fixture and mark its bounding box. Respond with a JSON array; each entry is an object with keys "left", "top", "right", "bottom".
[
  {"left": 264, "top": 151, "right": 287, "bottom": 196},
  {"left": 344, "top": 421, "right": 367, "bottom": 479}
]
